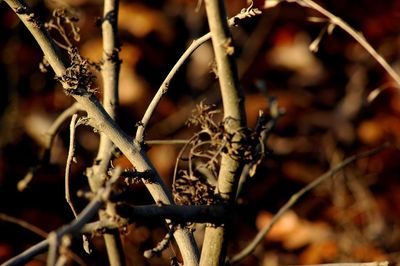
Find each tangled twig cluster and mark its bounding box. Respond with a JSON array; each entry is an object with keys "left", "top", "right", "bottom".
[
  {"left": 173, "top": 102, "right": 262, "bottom": 205},
  {"left": 45, "top": 9, "right": 80, "bottom": 49}
]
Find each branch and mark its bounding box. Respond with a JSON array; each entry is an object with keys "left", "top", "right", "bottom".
[
  {"left": 134, "top": 7, "right": 261, "bottom": 144},
  {"left": 269, "top": 0, "right": 400, "bottom": 86},
  {"left": 3, "top": 0, "right": 199, "bottom": 264},
  {"left": 65, "top": 114, "right": 79, "bottom": 218},
  {"left": 44, "top": 102, "right": 83, "bottom": 161},
  {"left": 17, "top": 102, "right": 83, "bottom": 192},
  {"left": 116, "top": 204, "right": 230, "bottom": 224},
  {"left": 92, "top": 0, "right": 121, "bottom": 187},
  {"left": 0, "top": 213, "right": 47, "bottom": 238},
  {"left": 146, "top": 139, "right": 189, "bottom": 145},
  {"left": 229, "top": 143, "right": 389, "bottom": 265},
  {"left": 1, "top": 168, "right": 121, "bottom": 266},
  {"left": 94, "top": 1, "right": 125, "bottom": 265},
  {"left": 200, "top": 0, "right": 248, "bottom": 265}
]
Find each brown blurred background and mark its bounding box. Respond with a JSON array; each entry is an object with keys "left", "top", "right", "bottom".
[{"left": 1, "top": 0, "right": 400, "bottom": 265}]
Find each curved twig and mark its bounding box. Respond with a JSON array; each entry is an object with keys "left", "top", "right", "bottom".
[
  {"left": 278, "top": 0, "right": 400, "bottom": 86},
  {"left": 134, "top": 7, "right": 262, "bottom": 145},
  {"left": 0, "top": 213, "right": 47, "bottom": 238}
]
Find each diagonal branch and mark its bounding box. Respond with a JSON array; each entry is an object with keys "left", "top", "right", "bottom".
[
  {"left": 3, "top": 0, "right": 199, "bottom": 265},
  {"left": 2, "top": 168, "right": 122, "bottom": 266},
  {"left": 229, "top": 143, "right": 389, "bottom": 265},
  {"left": 267, "top": 0, "right": 400, "bottom": 86}
]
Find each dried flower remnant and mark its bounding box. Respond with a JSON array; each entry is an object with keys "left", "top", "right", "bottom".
[
  {"left": 173, "top": 103, "right": 263, "bottom": 205},
  {"left": 57, "top": 47, "right": 97, "bottom": 95}
]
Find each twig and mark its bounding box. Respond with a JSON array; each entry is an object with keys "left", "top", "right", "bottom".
[
  {"left": 65, "top": 114, "right": 79, "bottom": 218},
  {"left": 1, "top": 168, "right": 122, "bottom": 266},
  {"left": 17, "top": 103, "right": 83, "bottom": 192},
  {"left": 3, "top": 1, "right": 199, "bottom": 264},
  {"left": 134, "top": 7, "right": 261, "bottom": 144},
  {"left": 229, "top": 143, "right": 389, "bottom": 264},
  {"left": 0, "top": 214, "right": 86, "bottom": 266},
  {"left": 47, "top": 231, "right": 59, "bottom": 266},
  {"left": 143, "top": 228, "right": 173, "bottom": 259},
  {"left": 0, "top": 213, "right": 47, "bottom": 238},
  {"left": 116, "top": 204, "right": 229, "bottom": 224},
  {"left": 145, "top": 139, "right": 189, "bottom": 145},
  {"left": 45, "top": 102, "right": 83, "bottom": 160},
  {"left": 276, "top": 0, "right": 400, "bottom": 86},
  {"left": 236, "top": 94, "right": 283, "bottom": 198}
]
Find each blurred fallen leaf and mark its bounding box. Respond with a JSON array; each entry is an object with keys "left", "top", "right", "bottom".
[
  {"left": 266, "top": 31, "right": 325, "bottom": 86},
  {"left": 256, "top": 210, "right": 332, "bottom": 250}
]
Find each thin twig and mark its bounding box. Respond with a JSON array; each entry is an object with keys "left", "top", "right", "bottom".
[
  {"left": 0, "top": 213, "right": 47, "bottom": 238},
  {"left": 134, "top": 7, "right": 261, "bottom": 144},
  {"left": 45, "top": 103, "right": 83, "bottom": 155},
  {"left": 65, "top": 114, "right": 79, "bottom": 218},
  {"left": 279, "top": 0, "right": 400, "bottom": 86},
  {"left": 229, "top": 143, "right": 389, "bottom": 264},
  {"left": 116, "top": 204, "right": 229, "bottom": 224},
  {"left": 143, "top": 228, "right": 173, "bottom": 259},
  {"left": 17, "top": 103, "right": 83, "bottom": 192},
  {"left": 47, "top": 232, "right": 59, "bottom": 266},
  {"left": 1, "top": 168, "right": 122, "bottom": 266},
  {"left": 146, "top": 139, "right": 189, "bottom": 145}
]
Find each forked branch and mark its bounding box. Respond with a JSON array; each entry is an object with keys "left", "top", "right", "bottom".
[{"left": 3, "top": 0, "right": 199, "bottom": 264}]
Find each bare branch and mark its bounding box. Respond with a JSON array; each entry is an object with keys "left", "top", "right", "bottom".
[
  {"left": 146, "top": 139, "right": 189, "bottom": 145},
  {"left": 65, "top": 114, "right": 79, "bottom": 218},
  {"left": 3, "top": 1, "right": 199, "bottom": 264},
  {"left": 116, "top": 204, "right": 230, "bottom": 224},
  {"left": 230, "top": 143, "right": 389, "bottom": 265},
  {"left": 267, "top": 0, "right": 400, "bottom": 86},
  {"left": 2, "top": 167, "right": 122, "bottom": 266},
  {"left": 134, "top": 7, "right": 261, "bottom": 144},
  {"left": 200, "top": 0, "right": 248, "bottom": 265},
  {"left": 0, "top": 213, "right": 47, "bottom": 238},
  {"left": 18, "top": 103, "right": 83, "bottom": 192}
]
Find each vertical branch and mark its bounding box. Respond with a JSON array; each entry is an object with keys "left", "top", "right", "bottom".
[
  {"left": 65, "top": 114, "right": 79, "bottom": 218},
  {"left": 95, "top": 1, "right": 124, "bottom": 265},
  {"left": 96, "top": 0, "right": 120, "bottom": 171},
  {"left": 200, "top": 0, "right": 246, "bottom": 265}
]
